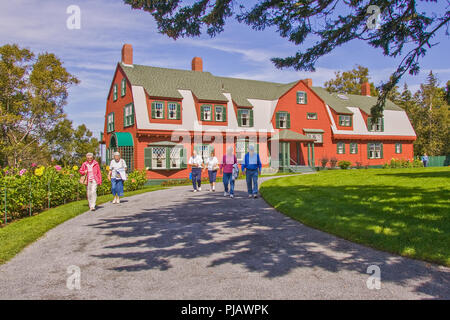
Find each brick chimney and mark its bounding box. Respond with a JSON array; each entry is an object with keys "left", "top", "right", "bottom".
[
  {"left": 361, "top": 81, "right": 371, "bottom": 96},
  {"left": 122, "top": 44, "right": 133, "bottom": 65},
  {"left": 192, "top": 57, "right": 203, "bottom": 72},
  {"left": 302, "top": 78, "right": 312, "bottom": 87}
]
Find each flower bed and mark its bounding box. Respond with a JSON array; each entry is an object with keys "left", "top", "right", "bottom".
[{"left": 0, "top": 165, "right": 147, "bottom": 225}]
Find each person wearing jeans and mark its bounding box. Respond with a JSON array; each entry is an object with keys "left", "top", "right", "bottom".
[
  {"left": 108, "top": 152, "right": 127, "bottom": 204},
  {"left": 220, "top": 146, "right": 237, "bottom": 198},
  {"left": 189, "top": 150, "right": 203, "bottom": 192},
  {"left": 241, "top": 145, "right": 262, "bottom": 198}
]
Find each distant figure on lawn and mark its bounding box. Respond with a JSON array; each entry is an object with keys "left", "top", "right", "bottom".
[
  {"left": 220, "top": 146, "right": 237, "bottom": 199},
  {"left": 242, "top": 145, "right": 262, "bottom": 198},
  {"left": 204, "top": 149, "right": 219, "bottom": 192},
  {"left": 421, "top": 153, "right": 429, "bottom": 167},
  {"left": 79, "top": 153, "right": 102, "bottom": 211},
  {"left": 108, "top": 152, "right": 127, "bottom": 204},
  {"left": 189, "top": 149, "right": 203, "bottom": 192}
]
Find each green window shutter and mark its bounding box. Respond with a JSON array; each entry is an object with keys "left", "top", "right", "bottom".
[
  {"left": 144, "top": 147, "right": 152, "bottom": 169},
  {"left": 349, "top": 116, "right": 353, "bottom": 127},
  {"left": 165, "top": 147, "right": 170, "bottom": 169},
  {"left": 123, "top": 107, "right": 127, "bottom": 127},
  {"left": 337, "top": 143, "right": 339, "bottom": 154},
  {"left": 162, "top": 102, "right": 166, "bottom": 120},
  {"left": 131, "top": 104, "right": 135, "bottom": 125},
  {"left": 338, "top": 115, "right": 342, "bottom": 126},
  {"left": 176, "top": 103, "right": 181, "bottom": 120},
  {"left": 237, "top": 109, "right": 243, "bottom": 127},
  {"left": 112, "top": 112, "right": 115, "bottom": 131},
  {"left": 305, "top": 92, "right": 308, "bottom": 104},
  {"left": 275, "top": 112, "right": 280, "bottom": 129},
  {"left": 355, "top": 143, "right": 358, "bottom": 153},
  {"left": 151, "top": 102, "right": 156, "bottom": 119},
  {"left": 223, "top": 105, "right": 227, "bottom": 122},
  {"left": 113, "top": 84, "right": 118, "bottom": 101},
  {"left": 343, "top": 143, "right": 345, "bottom": 154},
  {"left": 121, "top": 78, "right": 126, "bottom": 96},
  {"left": 381, "top": 118, "right": 384, "bottom": 132},
  {"left": 180, "top": 148, "right": 187, "bottom": 168},
  {"left": 367, "top": 118, "right": 372, "bottom": 131},
  {"left": 400, "top": 143, "right": 402, "bottom": 153},
  {"left": 367, "top": 143, "right": 371, "bottom": 159},
  {"left": 380, "top": 143, "right": 384, "bottom": 159},
  {"left": 200, "top": 105, "right": 205, "bottom": 121},
  {"left": 249, "top": 109, "right": 254, "bottom": 127},
  {"left": 287, "top": 113, "right": 291, "bottom": 129}
]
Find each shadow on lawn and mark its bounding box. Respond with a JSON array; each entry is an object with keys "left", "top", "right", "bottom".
[
  {"left": 88, "top": 185, "right": 449, "bottom": 299},
  {"left": 375, "top": 169, "right": 450, "bottom": 179}
]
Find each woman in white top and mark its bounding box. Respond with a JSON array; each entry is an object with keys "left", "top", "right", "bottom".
[
  {"left": 204, "top": 149, "right": 219, "bottom": 192},
  {"left": 188, "top": 150, "right": 203, "bottom": 192},
  {"left": 108, "top": 152, "right": 127, "bottom": 204}
]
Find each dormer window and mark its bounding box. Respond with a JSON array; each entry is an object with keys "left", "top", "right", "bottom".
[
  {"left": 151, "top": 101, "right": 165, "bottom": 119},
  {"left": 368, "top": 117, "right": 384, "bottom": 132},
  {"left": 215, "top": 105, "right": 225, "bottom": 121},
  {"left": 121, "top": 78, "right": 126, "bottom": 97},
  {"left": 168, "top": 103, "right": 177, "bottom": 119},
  {"left": 297, "top": 91, "right": 307, "bottom": 104},
  {"left": 238, "top": 108, "right": 253, "bottom": 127},
  {"left": 339, "top": 115, "right": 352, "bottom": 127}
]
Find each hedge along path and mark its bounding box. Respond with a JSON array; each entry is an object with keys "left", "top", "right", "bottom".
[{"left": 0, "top": 185, "right": 164, "bottom": 265}]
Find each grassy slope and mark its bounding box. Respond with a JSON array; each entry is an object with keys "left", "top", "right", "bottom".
[
  {"left": 0, "top": 185, "right": 164, "bottom": 265},
  {"left": 260, "top": 167, "right": 450, "bottom": 266}
]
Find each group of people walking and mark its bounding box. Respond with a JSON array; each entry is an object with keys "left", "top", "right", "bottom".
[
  {"left": 79, "top": 151, "right": 127, "bottom": 211},
  {"left": 78, "top": 145, "right": 261, "bottom": 212},
  {"left": 188, "top": 145, "right": 262, "bottom": 199}
]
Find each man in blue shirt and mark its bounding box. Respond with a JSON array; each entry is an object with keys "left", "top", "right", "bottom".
[
  {"left": 241, "top": 145, "right": 262, "bottom": 198},
  {"left": 421, "top": 153, "right": 429, "bottom": 167}
]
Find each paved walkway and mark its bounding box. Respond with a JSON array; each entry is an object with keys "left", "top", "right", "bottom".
[{"left": 0, "top": 176, "right": 449, "bottom": 299}]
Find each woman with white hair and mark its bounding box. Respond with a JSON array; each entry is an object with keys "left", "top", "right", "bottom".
[
  {"left": 108, "top": 151, "right": 127, "bottom": 204},
  {"left": 79, "top": 152, "right": 102, "bottom": 211},
  {"left": 220, "top": 146, "right": 237, "bottom": 198}
]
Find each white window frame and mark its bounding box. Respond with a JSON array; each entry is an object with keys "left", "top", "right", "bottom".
[
  {"left": 395, "top": 143, "right": 402, "bottom": 154},
  {"left": 370, "top": 118, "right": 383, "bottom": 132},
  {"left": 154, "top": 102, "right": 164, "bottom": 119},
  {"left": 307, "top": 113, "right": 317, "bottom": 120},
  {"left": 306, "top": 133, "right": 323, "bottom": 144},
  {"left": 279, "top": 113, "right": 288, "bottom": 129},
  {"left": 168, "top": 103, "right": 177, "bottom": 120},
  {"left": 337, "top": 142, "right": 345, "bottom": 154},
  {"left": 170, "top": 147, "right": 182, "bottom": 169},
  {"left": 124, "top": 104, "right": 133, "bottom": 127},
  {"left": 350, "top": 143, "right": 358, "bottom": 154},
  {"left": 203, "top": 105, "right": 212, "bottom": 121},
  {"left": 339, "top": 115, "right": 351, "bottom": 126},
  {"left": 368, "top": 143, "right": 382, "bottom": 159},
  {"left": 241, "top": 109, "right": 250, "bottom": 127},
  {"left": 215, "top": 106, "right": 224, "bottom": 121},
  {"left": 297, "top": 91, "right": 307, "bottom": 104},
  {"left": 152, "top": 147, "right": 167, "bottom": 169}
]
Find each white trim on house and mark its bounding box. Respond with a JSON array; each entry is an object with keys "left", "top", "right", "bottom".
[
  {"left": 325, "top": 105, "right": 416, "bottom": 137},
  {"left": 132, "top": 86, "right": 275, "bottom": 133}
]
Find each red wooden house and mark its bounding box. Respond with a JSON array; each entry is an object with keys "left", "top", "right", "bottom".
[{"left": 102, "top": 44, "right": 416, "bottom": 180}]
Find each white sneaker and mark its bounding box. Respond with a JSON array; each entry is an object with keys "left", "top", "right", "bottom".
[
  {"left": 253, "top": 194, "right": 258, "bottom": 198},
  {"left": 248, "top": 195, "right": 253, "bottom": 198},
  {"left": 198, "top": 187, "right": 201, "bottom": 191},
  {"left": 230, "top": 194, "right": 234, "bottom": 198},
  {"left": 112, "top": 198, "right": 117, "bottom": 204},
  {"left": 117, "top": 198, "right": 120, "bottom": 204},
  {"left": 224, "top": 192, "right": 229, "bottom": 196},
  {"left": 193, "top": 189, "right": 198, "bottom": 193}
]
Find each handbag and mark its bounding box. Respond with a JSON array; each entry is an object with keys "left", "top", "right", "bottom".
[{"left": 79, "top": 175, "right": 88, "bottom": 185}]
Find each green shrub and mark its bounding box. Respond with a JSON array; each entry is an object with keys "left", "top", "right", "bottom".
[{"left": 338, "top": 160, "right": 352, "bottom": 170}]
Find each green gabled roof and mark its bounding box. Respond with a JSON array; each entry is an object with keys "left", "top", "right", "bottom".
[
  {"left": 120, "top": 63, "right": 297, "bottom": 106},
  {"left": 270, "top": 129, "right": 315, "bottom": 141},
  {"left": 216, "top": 76, "right": 298, "bottom": 107},
  {"left": 311, "top": 87, "right": 403, "bottom": 114}
]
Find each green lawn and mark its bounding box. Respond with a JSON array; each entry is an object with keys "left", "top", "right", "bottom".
[
  {"left": 260, "top": 167, "right": 450, "bottom": 266},
  {"left": 0, "top": 185, "right": 165, "bottom": 265}
]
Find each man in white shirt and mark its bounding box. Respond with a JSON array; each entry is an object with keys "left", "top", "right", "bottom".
[{"left": 188, "top": 150, "right": 203, "bottom": 192}]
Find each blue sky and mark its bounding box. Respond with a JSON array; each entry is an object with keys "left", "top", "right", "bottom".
[{"left": 1, "top": 0, "right": 448, "bottom": 136}]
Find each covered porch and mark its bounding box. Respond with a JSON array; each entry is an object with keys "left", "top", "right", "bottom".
[{"left": 269, "top": 129, "right": 316, "bottom": 172}]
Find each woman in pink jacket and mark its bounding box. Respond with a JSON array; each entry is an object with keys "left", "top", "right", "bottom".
[{"left": 79, "top": 153, "right": 102, "bottom": 211}]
